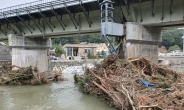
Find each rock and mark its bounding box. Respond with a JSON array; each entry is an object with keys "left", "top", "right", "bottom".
[{"left": 12, "top": 67, "right": 20, "bottom": 71}]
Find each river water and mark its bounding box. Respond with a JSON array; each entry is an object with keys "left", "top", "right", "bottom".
[
  {"left": 0, "top": 69, "right": 116, "bottom": 110},
  {"left": 0, "top": 65, "right": 183, "bottom": 110}
]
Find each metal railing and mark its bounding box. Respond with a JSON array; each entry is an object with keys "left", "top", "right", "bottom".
[{"left": 0, "top": 0, "right": 97, "bottom": 19}]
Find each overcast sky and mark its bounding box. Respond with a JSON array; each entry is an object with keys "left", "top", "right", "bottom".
[{"left": 0, "top": 0, "right": 38, "bottom": 9}]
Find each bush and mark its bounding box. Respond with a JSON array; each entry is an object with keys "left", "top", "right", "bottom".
[
  {"left": 51, "top": 44, "right": 65, "bottom": 57},
  {"left": 168, "top": 45, "right": 182, "bottom": 52},
  {"left": 87, "top": 53, "right": 95, "bottom": 59}
]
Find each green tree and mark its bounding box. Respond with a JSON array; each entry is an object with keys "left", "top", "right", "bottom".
[
  {"left": 96, "top": 52, "right": 101, "bottom": 56},
  {"left": 160, "top": 29, "right": 183, "bottom": 50},
  {"left": 101, "top": 50, "right": 105, "bottom": 56},
  {"left": 168, "top": 45, "right": 182, "bottom": 52},
  {"left": 51, "top": 44, "right": 65, "bottom": 57},
  {"left": 51, "top": 34, "right": 106, "bottom": 46},
  {"left": 87, "top": 53, "right": 95, "bottom": 59}
]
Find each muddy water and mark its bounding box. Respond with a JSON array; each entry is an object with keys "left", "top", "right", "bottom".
[{"left": 0, "top": 71, "right": 116, "bottom": 110}]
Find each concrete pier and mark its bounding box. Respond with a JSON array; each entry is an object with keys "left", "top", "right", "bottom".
[
  {"left": 8, "top": 34, "right": 51, "bottom": 73},
  {"left": 0, "top": 43, "right": 11, "bottom": 61},
  {"left": 125, "top": 22, "right": 162, "bottom": 63}
]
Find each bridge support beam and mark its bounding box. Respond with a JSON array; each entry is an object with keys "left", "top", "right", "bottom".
[
  {"left": 8, "top": 34, "right": 51, "bottom": 73},
  {"left": 125, "top": 22, "right": 161, "bottom": 63}
]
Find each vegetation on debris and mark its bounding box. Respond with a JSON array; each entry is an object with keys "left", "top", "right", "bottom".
[
  {"left": 0, "top": 65, "right": 49, "bottom": 85},
  {"left": 75, "top": 55, "right": 184, "bottom": 110}
]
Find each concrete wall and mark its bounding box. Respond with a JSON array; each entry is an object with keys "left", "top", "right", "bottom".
[
  {"left": 8, "top": 35, "right": 51, "bottom": 73},
  {"left": 78, "top": 48, "right": 97, "bottom": 57},
  {"left": 0, "top": 43, "right": 11, "bottom": 61},
  {"left": 125, "top": 22, "right": 161, "bottom": 63},
  {"left": 8, "top": 35, "right": 51, "bottom": 48},
  {"left": 159, "top": 56, "right": 184, "bottom": 65},
  {"left": 11, "top": 49, "right": 49, "bottom": 71}
]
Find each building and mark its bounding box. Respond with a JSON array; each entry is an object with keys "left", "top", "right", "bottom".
[
  {"left": 63, "top": 43, "right": 108, "bottom": 59},
  {"left": 0, "top": 42, "right": 11, "bottom": 61}
]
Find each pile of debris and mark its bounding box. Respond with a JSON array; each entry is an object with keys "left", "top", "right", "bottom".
[
  {"left": 52, "top": 72, "right": 65, "bottom": 81},
  {"left": 0, "top": 65, "right": 48, "bottom": 85},
  {"left": 75, "top": 55, "right": 184, "bottom": 110}
]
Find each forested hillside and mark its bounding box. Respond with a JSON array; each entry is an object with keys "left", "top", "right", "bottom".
[
  {"left": 52, "top": 34, "right": 104, "bottom": 45},
  {"left": 160, "top": 29, "right": 183, "bottom": 51}
]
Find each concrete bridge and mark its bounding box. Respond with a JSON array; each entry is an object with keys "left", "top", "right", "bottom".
[{"left": 0, "top": 0, "right": 183, "bottom": 73}]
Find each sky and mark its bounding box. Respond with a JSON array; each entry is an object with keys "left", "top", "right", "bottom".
[{"left": 0, "top": 0, "right": 38, "bottom": 9}]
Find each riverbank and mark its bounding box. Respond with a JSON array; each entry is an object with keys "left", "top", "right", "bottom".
[{"left": 0, "top": 57, "right": 183, "bottom": 110}]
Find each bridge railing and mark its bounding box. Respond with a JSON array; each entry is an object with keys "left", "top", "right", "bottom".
[{"left": 0, "top": 0, "right": 96, "bottom": 19}]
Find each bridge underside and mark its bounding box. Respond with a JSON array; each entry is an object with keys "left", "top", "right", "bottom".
[
  {"left": 0, "top": 0, "right": 183, "bottom": 72},
  {"left": 123, "top": 0, "right": 184, "bottom": 28},
  {"left": 0, "top": 0, "right": 183, "bottom": 40},
  {"left": 0, "top": 0, "right": 102, "bottom": 40}
]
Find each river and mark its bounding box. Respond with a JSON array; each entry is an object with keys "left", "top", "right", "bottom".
[
  {"left": 0, "top": 70, "right": 116, "bottom": 110},
  {"left": 0, "top": 65, "right": 183, "bottom": 110}
]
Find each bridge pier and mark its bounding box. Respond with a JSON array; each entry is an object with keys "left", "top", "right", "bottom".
[
  {"left": 125, "top": 22, "right": 162, "bottom": 63},
  {"left": 8, "top": 34, "right": 51, "bottom": 73}
]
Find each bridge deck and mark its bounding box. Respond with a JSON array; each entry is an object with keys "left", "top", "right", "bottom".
[
  {"left": 0, "top": 0, "right": 153, "bottom": 19},
  {"left": 0, "top": 0, "right": 98, "bottom": 21}
]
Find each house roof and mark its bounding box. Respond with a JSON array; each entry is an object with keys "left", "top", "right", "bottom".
[{"left": 63, "top": 43, "right": 99, "bottom": 48}]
